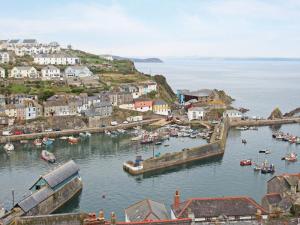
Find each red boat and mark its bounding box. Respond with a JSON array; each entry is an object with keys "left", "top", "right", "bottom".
[{"left": 240, "top": 159, "right": 252, "bottom": 166}]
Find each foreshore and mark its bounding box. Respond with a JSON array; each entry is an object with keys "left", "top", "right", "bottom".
[{"left": 0, "top": 118, "right": 159, "bottom": 144}]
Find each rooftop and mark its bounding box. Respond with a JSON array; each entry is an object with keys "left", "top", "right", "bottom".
[
  {"left": 178, "top": 89, "right": 213, "bottom": 97},
  {"left": 125, "top": 199, "right": 169, "bottom": 222},
  {"left": 171, "top": 196, "right": 267, "bottom": 219}
]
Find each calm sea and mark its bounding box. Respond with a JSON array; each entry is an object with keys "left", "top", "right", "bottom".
[{"left": 135, "top": 58, "right": 300, "bottom": 117}]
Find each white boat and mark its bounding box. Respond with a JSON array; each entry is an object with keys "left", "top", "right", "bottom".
[
  {"left": 79, "top": 132, "right": 92, "bottom": 138},
  {"left": 4, "top": 143, "right": 14, "bottom": 152},
  {"left": 105, "top": 130, "right": 111, "bottom": 135},
  {"left": 131, "top": 136, "right": 142, "bottom": 141},
  {"left": 41, "top": 150, "right": 56, "bottom": 163},
  {"left": 59, "top": 136, "right": 68, "bottom": 140}
]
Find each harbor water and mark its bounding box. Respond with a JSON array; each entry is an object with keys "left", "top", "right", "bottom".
[{"left": 1, "top": 59, "right": 300, "bottom": 219}]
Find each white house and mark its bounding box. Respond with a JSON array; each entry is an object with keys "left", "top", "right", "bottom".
[
  {"left": 0, "top": 51, "right": 9, "bottom": 63},
  {"left": 223, "top": 109, "right": 242, "bottom": 121},
  {"left": 34, "top": 53, "right": 80, "bottom": 65},
  {"left": 64, "top": 66, "right": 93, "bottom": 78},
  {"left": 137, "top": 81, "right": 157, "bottom": 96},
  {"left": 188, "top": 107, "right": 206, "bottom": 121},
  {"left": 41, "top": 65, "right": 61, "bottom": 80},
  {"left": 24, "top": 100, "right": 41, "bottom": 120},
  {"left": 10, "top": 66, "right": 38, "bottom": 79},
  {"left": 0, "top": 67, "right": 5, "bottom": 78}
]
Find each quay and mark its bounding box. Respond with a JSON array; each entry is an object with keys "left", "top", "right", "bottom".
[
  {"left": 123, "top": 119, "right": 229, "bottom": 175},
  {"left": 230, "top": 117, "right": 300, "bottom": 127},
  {"left": 123, "top": 116, "right": 300, "bottom": 175},
  {"left": 0, "top": 119, "right": 159, "bottom": 144}
]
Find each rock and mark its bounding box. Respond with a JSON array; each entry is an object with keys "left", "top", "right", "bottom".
[
  {"left": 268, "top": 108, "right": 283, "bottom": 120},
  {"left": 284, "top": 107, "right": 300, "bottom": 117}
]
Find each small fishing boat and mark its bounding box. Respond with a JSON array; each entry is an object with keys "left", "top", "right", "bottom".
[
  {"left": 253, "top": 164, "right": 261, "bottom": 171},
  {"left": 33, "top": 139, "right": 42, "bottom": 147},
  {"left": 79, "top": 132, "right": 92, "bottom": 138},
  {"left": 249, "top": 126, "right": 258, "bottom": 130},
  {"left": 104, "top": 130, "right": 111, "bottom": 136},
  {"left": 242, "top": 139, "right": 247, "bottom": 144},
  {"left": 259, "top": 149, "right": 271, "bottom": 154},
  {"left": 131, "top": 136, "right": 142, "bottom": 141},
  {"left": 164, "top": 144, "right": 170, "bottom": 147},
  {"left": 68, "top": 136, "right": 79, "bottom": 144},
  {"left": 41, "top": 150, "right": 56, "bottom": 163},
  {"left": 236, "top": 126, "right": 249, "bottom": 131},
  {"left": 4, "top": 143, "right": 14, "bottom": 152},
  {"left": 59, "top": 136, "right": 68, "bottom": 140},
  {"left": 42, "top": 137, "right": 53, "bottom": 146},
  {"left": 240, "top": 159, "right": 252, "bottom": 166},
  {"left": 117, "top": 129, "right": 126, "bottom": 134},
  {"left": 283, "top": 152, "right": 297, "bottom": 162},
  {"left": 190, "top": 134, "right": 196, "bottom": 138},
  {"left": 20, "top": 140, "right": 29, "bottom": 144},
  {"left": 140, "top": 138, "right": 153, "bottom": 144},
  {"left": 261, "top": 161, "right": 275, "bottom": 174},
  {"left": 155, "top": 141, "right": 162, "bottom": 145}
]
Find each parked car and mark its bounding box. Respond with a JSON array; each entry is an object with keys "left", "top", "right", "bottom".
[
  {"left": 2, "top": 130, "right": 11, "bottom": 136},
  {"left": 13, "top": 130, "right": 24, "bottom": 135},
  {"left": 111, "top": 121, "right": 118, "bottom": 126},
  {"left": 54, "top": 128, "right": 61, "bottom": 131},
  {"left": 45, "top": 128, "right": 53, "bottom": 132}
]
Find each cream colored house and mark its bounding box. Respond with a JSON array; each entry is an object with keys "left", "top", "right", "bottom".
[
  {"left": 34, "top": 53, "right": 80, "bottom": 65},
  {"left": 41, "top": 65, "right": 61, "bottom": 80},
  {"left": 10, "top": 66, "right": 38, "bottom": 79},
  {"left": 0, "top": 51, "right": 9, "bottom": 63},
  {"left": 0, "top": 67, "right": 5, "bottom": 78}
]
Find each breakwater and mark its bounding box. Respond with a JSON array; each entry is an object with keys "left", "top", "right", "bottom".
[
  {"left": 230, "top": 117, "right": 300, "bottom": 127},
  {"left": 0, "top": 119, "right": 159, "bottom": 144},
  {"left": 123, "top": 119, "right": 229, "bottom": 175}
]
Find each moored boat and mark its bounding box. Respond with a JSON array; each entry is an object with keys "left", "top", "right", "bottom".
[
  {"left": 34, "top": 139, "right": 42, "bottom": 147},
  {"left": 41, "top": 150, "right": 56, "bottom": 163},
  {"left": 20, "top": 140, "right": 29, "bottom": 144},
  {"left": 261, "top": 160, "right": 275, "bottom": 174},
  {"left": 4, "top": 143, "right": 14, "bottom": 152},
  {"left": 240, "top": 159, "right": 252, "bottom": 166},
  {"left": 283, "top": 152, "right": 297, "bottom": 162},
  {"left": 68, "top": 136, "right": 79, "bottom": 144},
  {"left": 42, "top": 137, "right": 53, "bottom": 146}
]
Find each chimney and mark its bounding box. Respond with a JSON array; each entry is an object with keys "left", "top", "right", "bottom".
[
  {"left": 174, "top": 190, "right": 180, "bottom": 209},
  {"left": 98, "top": 210, "right": 105, "bottom": 224},
  {"left": 111, "top": 212, "right": 116, "bottom": 225}
]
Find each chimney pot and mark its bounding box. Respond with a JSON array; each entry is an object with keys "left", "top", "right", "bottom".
[
  {"left": 111, "top": 212, "right": 117, "bottom": 225},
  {"left": 174, "top": 190, "right": 180, "bottom": 209},
  {"left": 99, "top": 210, "right": 105, "bottom": 222}
]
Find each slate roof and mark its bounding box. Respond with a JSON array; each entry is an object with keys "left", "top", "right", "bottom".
[
  {"left": 263, "top": 193, "right": 282, "bottom": 205},
  {"left": 171, "top": 196, "right": 267, "bottom": 219},
  {"left": 115, "top": 219, "right": 191, "bottom": 225},
  {"left": 42, "top": 160, "right": 79, "bottom": 189},
  {"left": 23, "top": 39, "right": 37, "bottom": 44},
  {"left": 125, "top": 199, "right": 169, "bottom": 222},
  {"left": 153, "top": 100, "right": 167, "bottom": 106},
  {"left": 16, "top": 187, "right": 54, "bottom": 213},
  {"left": 42, "top": 65, "right": 60, "bottom": 71}
]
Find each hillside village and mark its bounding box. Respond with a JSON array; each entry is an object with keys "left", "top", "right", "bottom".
[{"left": 0, "top": 39, "right": 240, "bottom": 133}]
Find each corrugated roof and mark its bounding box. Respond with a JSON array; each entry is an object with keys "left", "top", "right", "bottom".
[
  {"left": 17, "top": 187, "right": 54, "bottom": 213},
  {"left": 125, "top": 199, "right": 169, "bottom": 222},
  {"left": 42, "top": 160, "right": 79, "bottom": 189}
]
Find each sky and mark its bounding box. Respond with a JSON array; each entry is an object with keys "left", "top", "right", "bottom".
[{"left": 1, "top": 0, "right": 300, "bottom": 58}]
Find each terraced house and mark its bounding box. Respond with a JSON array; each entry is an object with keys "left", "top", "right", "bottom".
[
  {"left": 34, "top": 53, "right": 80, "bottom": 65},
  {"left": 10, "top": 66, "right": 38, "bottom": 79},
  {"left": 0, "top": 51, "right": 9, "bottom": 63},
  {"left": 0, "top": 67, "right": 5, "bottom": 78}
]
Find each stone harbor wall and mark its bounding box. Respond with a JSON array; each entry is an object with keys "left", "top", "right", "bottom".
[{"left": 14, "top": 213, "right": 87, "bottom": 225}]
